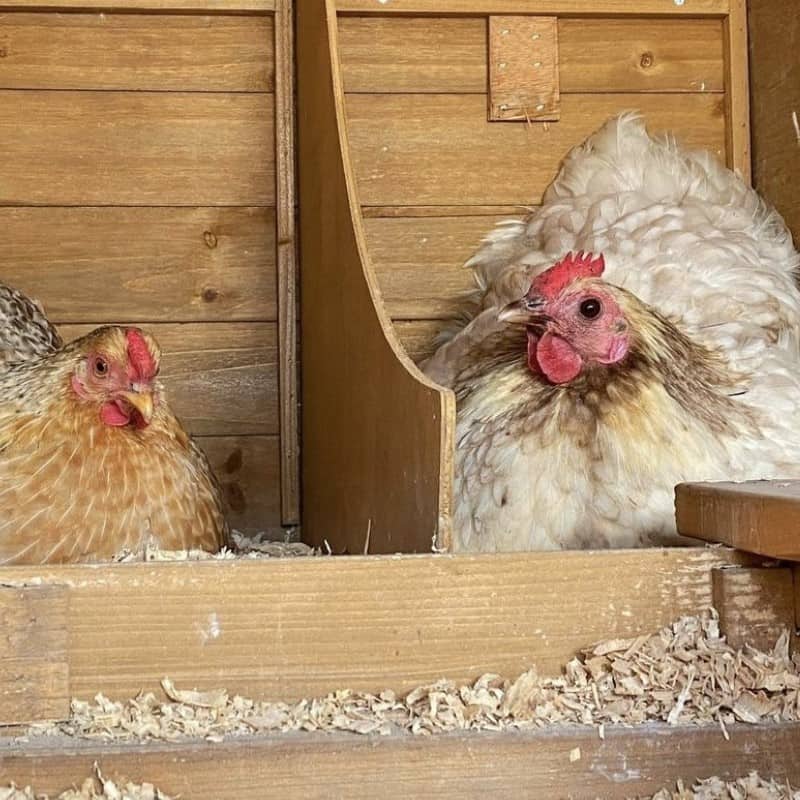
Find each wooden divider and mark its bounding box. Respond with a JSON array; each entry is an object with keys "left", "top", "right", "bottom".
[{"left": 296, "top": 0, "right": 455, "bottom": 553}]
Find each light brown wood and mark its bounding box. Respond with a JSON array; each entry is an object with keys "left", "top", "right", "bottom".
[
  {"left": 749, "top": 0, "right": 800, "bottom": 241},
  {"left": 362, "top": 205, "right": 531, "bottom": 218},
  {"left": 198, "top": 436, "right": 281, "bottom": 532},
  {"left": 712, "top": 567, "right": 797, "bottom": 652},
  {"left": 0, "top": 549, "right": 752, "bottom": 704},
  {"left": 4, "top": 723, "right": 800, "bottom": 799},
  {"left": 274, "top": 0, "right": 299, "bottom": 525},
  {"left": 336, "top": 0, "right": 730, "bottom": 14},
  {"left": 394, "top": 319, "right": 448, "bottom": 362},
  {"left": 0, "top": 586, "right": 69, "bottom": 726},
  {"left": 346, "top": 93, "right": 726, "bottom": 206},
  {"left": 364, "top": 215, "right": 521, "bottom": 319},
  {"left": 340, "top": 18, "right": 725, "bottom": 95},
  {"left": 488, "top": 16, "right": 559, "bottom": 122},
  {"left": 676, "top": 481, "right": 800, "bottom": 561},
  {"left": 0, "top": 0, "right": 274, "bottom": 9},
  {"left": 0, "top": 91, "right": 273, "bottom": 206},
  {"left": 0, "top": 14, "right": 273, "bottom": 91},
  {"left": 2, "top": 207, "right": 276, "bottom": 323},
  {"left": 297, "top": 0, "right": 455, "bottom": 553},
  {"left": 61, "top": 323, "right": 278, "bottom": 437},
  {"left": 723, "top": 0, "right": 751, "bottom": 180}
]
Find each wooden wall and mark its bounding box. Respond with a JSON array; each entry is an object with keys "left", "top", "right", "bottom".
[
  {"left": 338, "top": 15, "right": 732, "bottom": 361},
  {"left": 0, "top": 4, "right": 295, "bottom": 534}
]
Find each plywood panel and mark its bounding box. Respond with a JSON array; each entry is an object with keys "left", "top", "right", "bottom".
[
  {"left": 198, "top": 435, "right": 281, "bottom": 531},
  {"left": 2, "top": 207, "right": 276, "bottom": 323},
  {"left": 749, "top": 0, "right": 800, "bottom": 240},
  {"left": 61, "top": 323, "right": 278, "bottom": 436},
  {"left": 0, "top": 548, "right": 750, "bottom": 703},
  {"left": 0, "top": 14, "right": 273, "bottom": 91},
  {"left": 340, "top": 17, "right": 724, "bottom": 94},
  {"left": 0, "top": 91, "right": 274, "bottom": 206},
  {"left": 0, "top": 0, "right": 275, "bottom": 8},
  {"left": 346, "top": 93, "right": 727, "bottom": 206},
  {"left": 336, "top": 0, "right": 730, "bottom": 13},
  {"left": 3, "top": 724, "right": 800, "bottom": 800}
]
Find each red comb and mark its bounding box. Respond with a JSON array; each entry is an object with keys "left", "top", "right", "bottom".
[
  {"left": 528, "top": 251, "right": 605, "bottom": 299},
  {"left": 126, "top": 329, "right": 157, "bottom": 382}
]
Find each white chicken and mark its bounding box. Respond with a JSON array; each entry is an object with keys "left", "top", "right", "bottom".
[{"left": 423, "top": 113, "right": 800, "bottom": 552}]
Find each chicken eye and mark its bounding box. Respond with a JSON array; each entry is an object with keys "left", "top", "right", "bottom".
[
  {"left": 579, "top": 298, "right": 602, "bottom": 319},
  {"left": 93, "top": 357, "right": 109, "bottom": 378}
]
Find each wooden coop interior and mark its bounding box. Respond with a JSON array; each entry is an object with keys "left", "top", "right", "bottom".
[{"left": 1, "top": 0, "right": 800, "bottom": 796}]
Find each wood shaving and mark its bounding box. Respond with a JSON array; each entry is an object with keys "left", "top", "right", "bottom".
[
  {"left": 23, "top": 610, "right": 800, "bottom": 743},
  {"left": 645, "top": 772, "right": 800, "bottom": 799},
  {"left": 0, "top": 766, "right": 172, "bottom": 800}
]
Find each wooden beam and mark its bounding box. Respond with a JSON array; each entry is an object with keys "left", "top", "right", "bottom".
[
  {"left": 676, "top": 481, "right": 800, "bottom": 561},
  {"left": 0, "top": 549, "right": 751, "bottom": 708},
  {"left": 296, "top": 0, "right": 455, "bottom": 553},
  {"left": 0, "top": 585, "right": 69, "bottom": 726},
  {"left": 723, "top": 0, "right": 751, "bottom": 180},
  {"left": 4, "top": 723, "right": 800, "bottom": 799},
  {"left": 0, "top": 1, "right": 275, "bottom": 10}
]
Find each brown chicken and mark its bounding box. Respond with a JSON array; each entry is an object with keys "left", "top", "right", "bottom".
[{"left": 0, "top": 288, "right": 227, "bottom": 564}]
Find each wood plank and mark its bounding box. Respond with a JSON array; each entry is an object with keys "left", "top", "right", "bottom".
[
  {"left": 297, "top": 0, "right": 455, "bottom": 554},
  {"left": 365, "top": 215, "right": 520, "bottom": 319},
  {"left": 362, "top": 205, "right": 531, "bottom": 218},
  {"left": 196, "top": 435, "right": 281, "bottom": 532},
  {"left": 2, "top": 207, "right": 276, "bottom": 323},
  {"left": 749, "top": 0, "right": 800, "bottom": 241},
  {"left": 0, "top": 0, "right": 274, "bottom": 9},
  {"left": 4, "top": 723, "right": 800, "bottom": 799},
  {"left": 0, "top": 549, "right": 751, "bottom": 704},
  {"left": 0, "top": 91, "right": 273, "bottom": 206},
  {"left": 394, "top": 319, "right": 447, "bottom": 362},
  {"left": 346, "top": 93, "right": 727, "bottom": 206},
  {"left": 676, "top": 481, "right": 800, "bottom": 561},
  {"left": 60, "top": 323, "right": 278, "bottom": 436},
  {"left": 712, "top": 567, "right": 797, "bottom": 652},
  {"left": 340, "top": 18, "right": 724, "bottom": 95},
  {"left": 0, "top": 586, "right": 69, "bottom": 726},
  {"left": 0, "top": 14, "right": 273, "bottom": 91},
  {"left": 274, "top": 0, "right": 299, "bottom": 525},
  {"left": 723, "top": 0, "right": 751, "bottom": 181},
  {"left": 336, "top": 0, "right": 730, "bottom": 14}
]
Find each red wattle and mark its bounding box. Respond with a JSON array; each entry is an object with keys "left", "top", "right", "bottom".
[
  {"left": 533, "top": 332, "right": 583, "bottom": 384},
  {"left": 101, "top": 401, "right": 130, "bottom": 427}
]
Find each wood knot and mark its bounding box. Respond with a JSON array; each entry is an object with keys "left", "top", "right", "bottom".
[
  {"left": 225, "top": 483, "right": 246, "bottom": 514},
  {"left": 224, "top": 448, "right": 243, "bottom": 474},
  {"left": 201, "top": 287, "right": 219, "bottom": 303},
  {"left": 0, "top": 48, "right": 7, "bottom": 58},
  {"left": 639, "top": 52, "right": 655, "bottom": 69},
  {"left": 203, "top": 230, "right": 218, "bottom": 249}
]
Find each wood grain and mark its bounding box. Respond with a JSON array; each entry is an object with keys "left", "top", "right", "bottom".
[
  {"left": 346, "top": 93, "right": 727, "bottom": 206},
  {"left": 340, "top": 17, "right": 725, "bottom": 95},
  {"left": 3, "top": 723, "right": 800, "bottom": 799},
  {"left": 60, "top": 323, "right": 278, "bottom": 436},
  {"left": 198, "top": 435, "right": 281, "bottom": 532},
  {"left": 336, "top": 0, "right": 730, "bottom": 14},
  {"left": 0, "top": 14, "right": 273, "bottom": 91},
  {"left": 749, "top": 0, "right": 800, "bottom": 241},
  {"left": 394, "top": 319, "right": 448, "bottom": 362},
  {"left": 0, "top": 0, "right": 274, "bottom": 9},
  {"left": 365, "top": 215, "right": 519, "bottom": 319},
  {"left": 0, "top": 91, "right": 274, "bottom": 206},
  {"left": 676, "top": 481, "right": 800, "bottom": 561},
  {"left": 0, "top": 548, "right": 751, "bottom": 704},
  {"left": 2, "top": 207, "right": 276, "bottom": 323},
  {"left": 0, "top": 586, "right": 69, "bottom": 726},
  {"left": 297, "top": 0, "right": 455, "bottom": 554},
  {"left": 723, "top": 0, "right": 751, "bottom": 182}
]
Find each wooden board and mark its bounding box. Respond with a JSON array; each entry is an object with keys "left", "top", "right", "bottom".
[
  {"left": 297, "top": 0, "right": 455, "bottom": 553},
  {"left": 340, "top": 17, "right": 724, "bottom": 95},
  {"left": 336, "top": 0, "right": 730, "bottom": 14},
  {"left": 749, "top": 0, "right": 800, "bottom": 241},
  {"left": 0, "top": 549, "right": 751, "bottom": 704},
  {"left": 0, "top": 585, "right": 69, "bottom": 726},
  {"left": 2, "top": 207, "right": 276, "bottom": 323},
  {"left": 4, "top": 723, "right": 800, "bottom": 799},
  {"left": 0, "top": 0, "right": 275, "bottom": 9},
  {"left": 0, "top": 91, "right": 273, "bottom": 206},
  {"left": 61, "top": 323, "right": 278, "bottom": 436},
  {"left": 0, "top": 14, "right": 273, "bottom": 91},
  {"left": 365, "top": 215, "right": 520, "bottom": 320},
  {"left": 346, "top": 93, "right": 727, "bottom": 206},
  {"left": 723, "top": 0, "right": 751, "bottom": 182},
  {"left": 676, "top": 481, "right": 800, "bottom": 561},
  {"left": 394, "top": 319, "right": 448, "bottom": 362},
  {"left": 197, "top": 436, "right": 281, "bottom": 531}
]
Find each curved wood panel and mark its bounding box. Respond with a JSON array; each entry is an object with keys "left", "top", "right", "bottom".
[{"left": 296, "top": 0, "right": 455, "bottom": 553}]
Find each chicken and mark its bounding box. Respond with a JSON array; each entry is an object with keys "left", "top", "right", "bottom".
[
  {"left": 0, "top": 312, "right": 228, "bottom": 564},
  {"left": 423, "top": 114, "right": 800, "bottom": 552}
]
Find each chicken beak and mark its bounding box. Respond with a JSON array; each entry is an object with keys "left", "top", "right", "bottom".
[
  {"left": 498, "top": 298, "right": 550, "bottom": 331},
  {"left": 120, "top": 389, "right": 154, "bottom": 424}
]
